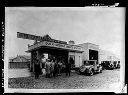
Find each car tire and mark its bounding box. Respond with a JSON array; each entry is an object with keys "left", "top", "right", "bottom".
[
  {"left": 90, "top": 69, "right": 94, "bottom": 76},
  {"left": 78, "top": 71, "right": 82, "bottom": 75},
  {"left": 99, "top": 68, "right": 102, "bottom": 73},
  {"left": 77, "top": 70, "right": 82, "bottom": 75},
  {"left": 100, "top": 69, "right": 102, "bottom": 73}
]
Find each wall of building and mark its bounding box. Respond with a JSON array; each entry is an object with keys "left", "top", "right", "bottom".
[
  {"left": 78, "top": 43, "right": 99, "bottom": 63},
  {"left": 75, "top": 52, "right": 82, "bottom": 67},
  {"left": 69, "top": 52, "right": 82, "bottom": 67},
  {"left": 69, "top": 52, "right": 75, "bottom": 56},
  {"left": 78, "top": 43, "right": 89, "bottom": 62}
]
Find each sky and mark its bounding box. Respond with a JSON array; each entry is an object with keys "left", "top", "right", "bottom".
[{"left": 5, "top": 7, "right": 125, "bottom": 59}]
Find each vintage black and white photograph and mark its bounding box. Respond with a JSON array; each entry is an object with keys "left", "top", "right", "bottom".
[{"left": 5, "top": 7, "right": 125, "bottom": 93}]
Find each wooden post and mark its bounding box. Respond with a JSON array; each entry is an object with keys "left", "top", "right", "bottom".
[
  {"left": 30, "top": 52, "right": 33, "bottom": 72},
  {"left": 33, "top": 51, "right": 35, "bottom": 72},
  {"left": 37, "top": 50, "right": 42, "bottom": 69},
  {"left": 98, "top": 50, "right": 99, "bottom": 64}
]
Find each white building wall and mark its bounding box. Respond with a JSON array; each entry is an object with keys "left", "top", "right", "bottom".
[
  {"left": 78, "top": 43, "right": 89, "bottom": 62},
  {"left": 78, "top": 43, "right": 99, "bottom": 63},
  {"left": 81, "top": 49, "right": 89, "bottom": 61},
  {"left": 69, "top": 52, "right": 75, "bottom": 56},
  {"left": 75, "top": 52, "right": 82, "bottom": 67},
  {"left": 69, "top": 52, "right": 82, "bottom": 67}
]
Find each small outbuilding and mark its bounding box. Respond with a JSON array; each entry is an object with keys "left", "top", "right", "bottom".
[{"left": 9, "top": 55, "right": 30, "bottom": 69}]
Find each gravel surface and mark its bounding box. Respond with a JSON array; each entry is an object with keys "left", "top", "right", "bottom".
[
  {"left": 8, "top": 68, "right": 31, "bottom": 78},
  {"left": 8, "top": 69, "right": 120, "bottom": 89}
]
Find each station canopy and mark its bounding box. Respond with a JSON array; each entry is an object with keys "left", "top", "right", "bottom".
[
  {"left": 27, "top": 35, "right": 83, "bottom": 52},
  {"left": 17, "top": 32, "right": 83, "bottom": 53}
]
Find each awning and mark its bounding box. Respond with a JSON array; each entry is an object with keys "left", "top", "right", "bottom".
[{"left": 26, "top": 41, "right": 83, "bottom": 53}]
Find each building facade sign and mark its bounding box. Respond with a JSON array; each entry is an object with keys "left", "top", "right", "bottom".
[{"left": 28, "top": 41, "right": 82, "bottom": 51}]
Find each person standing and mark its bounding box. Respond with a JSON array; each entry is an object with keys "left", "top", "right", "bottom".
[
  {"left": 34, "top": 59, "right": 41, "bottom": 79},
  {"left": 50, "top": 60, "right": 55, "bottom": 78},
  {"left": 53, "top": 60, "right": 58, "bottom": 77},
  {"left": 58, "top": 61, "right": 62, "bottom": 76},
  {"left": 65, "top": 62, "right": 71, "bottom": 76},
  {"left": 45, "top": 59, "right": 50, "bottom": 78}
]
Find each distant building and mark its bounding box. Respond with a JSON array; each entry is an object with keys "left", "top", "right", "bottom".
[
  {"left": 9, "top": 55, "right": 30, "bottom": 69},
  {"left": 99, "top": 50, "right": 120, "bottom": 69},
  {"left": 99, "top": 50, "right": 120, "bottom": 62}
]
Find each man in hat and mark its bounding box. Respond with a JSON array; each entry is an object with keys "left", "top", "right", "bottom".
[
  {"left": 65, "top": 61, "right": 71, "bottom": 76},
  {"left": 34, "top": 59, "right": 41, "bottom": 79},
  {"left": 53, "top": 60, "right": 58, "bottom": 77},
  {"left": 58, "top": 61, "right": 62, "bottom": 76}
]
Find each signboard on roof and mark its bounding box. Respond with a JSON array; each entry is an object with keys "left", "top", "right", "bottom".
[
  {"left": 17, "top": 32, "right": 43, "bottom": 41},
  {"left": 17, "top": 32, "right": 67, "bottom": 44}
]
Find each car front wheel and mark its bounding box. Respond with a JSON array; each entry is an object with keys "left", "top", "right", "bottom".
[
  {"left": 90, "top": 69, "right": 94, "bottom": 76},
  {"left": 99, "top": 69, "right": 102, "bottom": 73},
  {"left": 99, "top": 68, "right": 102, "bottom": 73}
]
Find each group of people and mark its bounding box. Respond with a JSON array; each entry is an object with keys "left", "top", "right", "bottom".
[{"left": 34, "top": 58, "right": 71, "bottom": 79}]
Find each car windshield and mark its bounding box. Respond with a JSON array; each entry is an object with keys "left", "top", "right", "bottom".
[
  {"left": 85, "top": 62, "right": 90, "bottom": 65},
  {"left": 90, "top": 61, "right": 94, "bottom": 65},
  {"left": 84, "top": 61, "right": 95, "bottom": 65}
]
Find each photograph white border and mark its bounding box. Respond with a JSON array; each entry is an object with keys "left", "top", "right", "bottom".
[{"left": 4, "top": 7, "right": 125, "bottom": 93}]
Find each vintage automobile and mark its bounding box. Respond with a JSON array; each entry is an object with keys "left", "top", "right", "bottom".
[
  {"left": 79, "top": 60, "right": 102, "bottom": 76},
  {"left": 113, "top": 61, "right": 120, "bottom": 69},
  {"left": 101, "top": 61, "right": 115, "bottom": 70},
  {"left": 107, "top": 61, "right": 115, "bottom": 69}
]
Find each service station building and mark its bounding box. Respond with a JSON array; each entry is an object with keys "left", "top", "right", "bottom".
[{"left": 17, "top": 32, "right": 99, "bottom": 72}]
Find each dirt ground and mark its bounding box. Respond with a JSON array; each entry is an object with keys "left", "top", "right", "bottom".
[{"left": 8, "top": 69, "right": 121, "bottom": 92}]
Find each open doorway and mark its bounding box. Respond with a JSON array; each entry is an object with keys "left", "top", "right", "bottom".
[
  {"left": 89, "top": 49, "right": 98, "bottom": 63},
  {"left": 39, "top": 47, "right": 69, "bottom": 68},
  {"left": 69, "top": 55, "right": 75, "bottom": 68}
]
